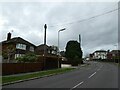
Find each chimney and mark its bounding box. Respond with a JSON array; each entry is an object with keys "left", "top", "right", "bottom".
[{"left": 7, "top": 32, "right": 11, "bottom": 41}]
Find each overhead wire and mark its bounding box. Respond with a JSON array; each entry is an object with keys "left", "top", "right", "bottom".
[{"left": 49, "top": 6, "right": 120, "bottom": 27}]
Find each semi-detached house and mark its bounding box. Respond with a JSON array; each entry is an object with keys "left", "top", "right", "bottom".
[{"left": 1, "top": 32, "right": 36, "bottom": 63}]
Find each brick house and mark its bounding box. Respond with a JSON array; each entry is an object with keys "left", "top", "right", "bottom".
[
  {"left": 35, "top": 44, "right": 50, "bottom": 56},
  {"left": 1, "top": 32, "right": 36, "bottom": 63},
  {"left": 35, "top": 44, "right": 58, "bottom": 56},
  {"left": 107, "top": 50, "right": 120, "bottom": 62}
]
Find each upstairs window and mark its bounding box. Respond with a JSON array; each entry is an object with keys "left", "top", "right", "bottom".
[
  {"left": 16, "top": 43, "right": 26, "bottom": 50},
  {"left": 30, "top": 46, "right": 34, "bottom": 52}
]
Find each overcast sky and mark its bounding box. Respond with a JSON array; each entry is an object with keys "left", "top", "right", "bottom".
[{"left": 0, "top": 0, "right": 119, "bottom": 57}]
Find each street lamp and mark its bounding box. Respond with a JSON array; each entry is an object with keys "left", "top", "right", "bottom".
[{"left": 58, "top": 28, "right": 66, "bottom": 68}]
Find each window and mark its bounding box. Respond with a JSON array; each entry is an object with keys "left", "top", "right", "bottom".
[
  {"left": 15, "top": 54, "right": 24, "bottom": 59},
  {"left": 30, "top": 46, "right": 34, "bottom": 52},
  {"left": 16, "top": 43, "right": 26, "bottom": 50}
]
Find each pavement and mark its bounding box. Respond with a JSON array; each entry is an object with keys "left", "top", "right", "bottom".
[{"left": 2, "top": 61, "right": 118, "bottom": 89}]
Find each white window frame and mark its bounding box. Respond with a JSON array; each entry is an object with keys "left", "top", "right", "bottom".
[
  {"left": 15, "top": 54, "right": 25, "bottom": 59},
  {"left": 16, "top": 43, "right": 26, "bottom": 50}
]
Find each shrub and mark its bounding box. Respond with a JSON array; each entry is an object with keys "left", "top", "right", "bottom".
[{"left": 16, "top": 53, "right": 37, "bottom": 63}]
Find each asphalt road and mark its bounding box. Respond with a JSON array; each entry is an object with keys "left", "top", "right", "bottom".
[{"left": 3, "top": 61, "right": 118, "bottom": 89}]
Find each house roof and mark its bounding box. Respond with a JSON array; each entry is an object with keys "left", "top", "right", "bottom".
[
  {"left": 94, "top": 50, "right": 107, "bottom": 53},
  {"left": 37, "top": 44, "right": 49, "bottom": 47},
  {"left": 1, "top": 37, "right": 36, "bottom": 47},
  {"left": 36, "top": 44, "right": 50, "bottom": 50},
  {"left": 110, "top": 50, "right": 120, "bottom": 54},
  {"left": 111, "top": 50, "right": 120, "bottom": 52}
]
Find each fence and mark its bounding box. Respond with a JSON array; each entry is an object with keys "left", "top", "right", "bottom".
[
  {"left": 2, "top": 56, "right": 62, "bottom": 75},
  {"left": 2, "top": 63, "right": 43, "bottom": 75}
]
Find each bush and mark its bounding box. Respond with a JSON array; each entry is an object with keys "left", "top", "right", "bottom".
[{"left": 16, "top": 53, "right": 38, "bottom": 63}]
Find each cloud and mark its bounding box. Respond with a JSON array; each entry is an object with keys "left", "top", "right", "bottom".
[{"left": 0, "top": 2, "right": 118, "bottom": 57}]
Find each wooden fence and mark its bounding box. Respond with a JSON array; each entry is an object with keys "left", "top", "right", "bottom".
[
  {"left": 2, "top": 63, "right": 43, "bottom": 75},
  {"left": 2, "top": 56, "right": 62, "bottom": 75}
]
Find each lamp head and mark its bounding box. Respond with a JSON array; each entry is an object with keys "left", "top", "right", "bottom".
[{"left": 59, "top": 28, "right": 66, "bottom": 32}]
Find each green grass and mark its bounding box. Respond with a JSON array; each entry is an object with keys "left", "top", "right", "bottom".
[
  {"left": 0, "top": 76, "right": 2, "bottom": 84},
  {"left": 2, "top": 68, "right": 75, "bottom": 84}
]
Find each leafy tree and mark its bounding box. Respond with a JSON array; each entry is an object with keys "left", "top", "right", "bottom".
[
  {"left": 49, "top": 45, "right": 58, "bottom": 55},
  {"left": 65, "top": 40, "right": 83, "bottom": 65}
]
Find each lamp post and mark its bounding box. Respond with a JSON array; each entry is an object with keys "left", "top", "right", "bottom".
[{"left": 58, "top": 28, "right": 66, "bottom": 68}]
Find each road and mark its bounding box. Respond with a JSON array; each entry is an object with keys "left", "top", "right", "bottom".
[{"left": 3, "top": 61, "right": 118, "bottom": 89}]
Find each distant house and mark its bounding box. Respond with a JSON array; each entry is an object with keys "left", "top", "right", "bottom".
[
  {"left": 107, "top": 50, "right": 120, "bottom": 62},
  {"left": 35, "top": 44, "right": 49, "bottom": 56},
  {"left": 92, "top": 50, "right": 107, "bottom": 60},
  {"left": 89, "top": 53, "right": 94, "bottom": 61},
  {"left": 1, "top": 32, "right": 36, "bottom": 63},
  {"left": 35, "top": 44, "right": 58, "bottom": 56}
]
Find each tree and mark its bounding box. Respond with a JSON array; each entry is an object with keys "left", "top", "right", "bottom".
[
  {"left": 49, "top": 45, "right": 58, "bottom": 55},
  {"left": 2, "top": 44, "right": 15, "bottom": 63},
  {"left": 65, "top": 40, "right": 83, "bottom": 65}
]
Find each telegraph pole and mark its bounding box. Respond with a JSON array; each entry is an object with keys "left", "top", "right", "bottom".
[
  {"left": 79, "top": 34, "right": 81, "bottom": 47},
  {"left": 44, "top": 24, "right": 47, "bottom": 45},
  {"left": 44, "top": 24, "right": 47, "bottom": 69}
]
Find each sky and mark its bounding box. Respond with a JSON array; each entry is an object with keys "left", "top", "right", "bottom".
[{"left": 0, "top": 0, "right": 119, "bottom": 57}]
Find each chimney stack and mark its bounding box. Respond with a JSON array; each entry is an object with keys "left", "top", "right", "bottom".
[{"left": 7, "top": 32, "right": 11, "bottom": 41}]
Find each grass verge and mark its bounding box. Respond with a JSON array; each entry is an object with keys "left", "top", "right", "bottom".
[{"left": 2, "top": 68, "right": 75, "bottom": 84}]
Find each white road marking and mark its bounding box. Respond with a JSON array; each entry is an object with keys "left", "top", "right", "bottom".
[
  {"left": 71, "top": 81, "right": 84, "bottom": 89},
  {"left": 88, "top": 72, "right": 96, "bottom": 78}
]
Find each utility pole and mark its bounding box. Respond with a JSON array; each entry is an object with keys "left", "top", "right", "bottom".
[
  {"left": 44, "top": 24, "right": 47, "bottom": 69},
  {"left": 44, "top": 24, "right": 47, "bottom": 45},
  {"left": 79, "top": 34, "right": 81, "bottom": 47}
]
